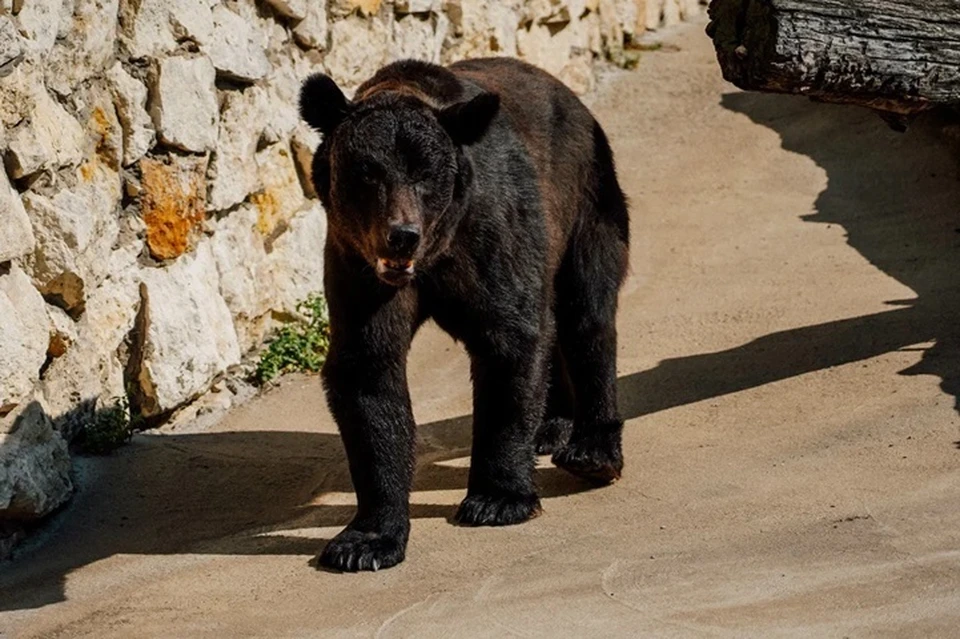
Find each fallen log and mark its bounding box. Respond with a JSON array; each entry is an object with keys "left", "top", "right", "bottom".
[{"left": 706, "top": 0, "right": 960, "bottom": 117}]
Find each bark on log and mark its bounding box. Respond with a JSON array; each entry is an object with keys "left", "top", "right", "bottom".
[{"left": 706, "top": 0, "right": 960, "bottom": 115}]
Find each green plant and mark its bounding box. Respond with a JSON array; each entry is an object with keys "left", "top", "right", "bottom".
[
  {"left": 255, "top": 293, "right": 331, "bottom": 384},
  {"left": 78, "top": 396, "right": 134, "bottom": 455}
]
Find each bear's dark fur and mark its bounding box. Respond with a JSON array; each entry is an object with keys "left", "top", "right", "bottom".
[{"left": 300, "top": 58, "right": 629, "bottom": 572}]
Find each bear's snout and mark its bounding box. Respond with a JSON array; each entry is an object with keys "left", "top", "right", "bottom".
[{"left": 386, "top": 224, "right": 421, "bottom": 257}]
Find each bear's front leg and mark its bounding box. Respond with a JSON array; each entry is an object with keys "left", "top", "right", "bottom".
[
  {"left": 319, "top": 343, "right": 415, "bottom": 572},
  {"left": 455, "top": 333, "right": 549, "bottom": 526},
  {"left": 316, "top": 252, "right": 419, "bottom": 572}
]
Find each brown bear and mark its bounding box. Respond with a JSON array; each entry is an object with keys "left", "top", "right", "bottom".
[{"left": 300, "top": 57, "right": 629, "bottom": 572}]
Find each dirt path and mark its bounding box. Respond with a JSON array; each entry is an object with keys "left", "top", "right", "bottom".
[{"left": 3, "top": 18, "right": 960, "bottom": 638}]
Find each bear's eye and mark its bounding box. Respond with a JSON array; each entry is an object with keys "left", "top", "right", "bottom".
[
  {"left": 353, "top": 162, "right": 381, "bottom": 185},
  {"left": 408, "top": 166, "right": 435, "bottom": 184}
]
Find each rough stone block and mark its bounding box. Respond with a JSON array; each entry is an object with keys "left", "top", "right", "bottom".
[
  {"left": 136, "top": 242, "right": 241, "bottom": 416},
  {"left": 148, "top": 55, "right": 219, "bottom": 153}
]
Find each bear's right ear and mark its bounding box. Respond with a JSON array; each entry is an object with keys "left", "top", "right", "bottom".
[
  {"left": 437, "top": 92, "right": 500, "bottom": 146},
  {"left": 300, "top": 74, "right": 353, "bottom": 135}
]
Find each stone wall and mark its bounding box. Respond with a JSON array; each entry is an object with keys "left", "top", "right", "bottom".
[{"left": 0, "top": 0, "right": 704, "bottom": 549}]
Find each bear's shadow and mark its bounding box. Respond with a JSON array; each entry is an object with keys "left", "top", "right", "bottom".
[{"left": 0, "top": 413, "right": 595, "bottom": 612}]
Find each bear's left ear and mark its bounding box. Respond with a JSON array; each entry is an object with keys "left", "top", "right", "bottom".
[
  {"left": 437, "top": 92, "right": 500, "bottom": 146},
  {"left": 300, "top": 73, "right": 354, "bottom": 135}
]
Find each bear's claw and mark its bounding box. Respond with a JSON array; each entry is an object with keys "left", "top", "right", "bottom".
[
  {"left": 535, "top": 417, "right": 573, "bottom": 455},
  {"left": 455, "top": 492, "right": 542, "bottom": 526},
  {"left": 317, "top": 529, "right": 405, "bottom": 572},
  {"left": 552, "top": 436, "right": 624, "bottom": 485}
]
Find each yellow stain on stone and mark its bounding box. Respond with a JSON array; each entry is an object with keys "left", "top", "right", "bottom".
[
  {"left": 251, "top": 190, "right": 281, "bottom": 236},
  {"left": 350, "top": 0, "right": 382, "bottom": 16},
  {"left": 252, "top": 144, "right": 304, "bottom": 237},
  {"left": 79, "top": 161, "right": 96, "bottom": 181},
  {"left": 85, "top": 105, "right": 120, "bottom": 173},
  {"left": 91, "top": 106, "right": 111, "bottom": 138},
  {"left": 139, "top": 157, "right": 207, "bottom": 261}
]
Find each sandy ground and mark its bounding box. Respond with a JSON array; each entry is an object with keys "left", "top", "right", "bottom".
[{"left": 3, "top": 18, "right": 960, "bottom": 638}]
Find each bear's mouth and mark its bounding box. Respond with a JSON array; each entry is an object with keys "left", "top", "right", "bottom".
[{"left": 376, "top": 257, "right": 415, "bottom": 285}]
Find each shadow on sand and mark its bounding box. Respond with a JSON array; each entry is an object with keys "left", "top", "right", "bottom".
[
  {"left": 3, "top": 92, "right": 960, "bottom": 612},
  {"left": 618, "top": 94, "right": 960, "bottom": 419}
]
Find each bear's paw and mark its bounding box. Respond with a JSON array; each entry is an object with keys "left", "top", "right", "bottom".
[
  {"left": 535, "top": 417, "right": 573, "bottom": 455},
  {"left": 552, "top": 432, "right": 624, "bottom": 485},
  {"left": 316, "top": 529, "right": 406, "bottom": 572},
  {"left": 454, "top": 492, "right": 542, "bottom": 527}
]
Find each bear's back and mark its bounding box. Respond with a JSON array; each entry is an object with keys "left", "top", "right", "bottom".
[{"left": 450, "top": 58, "right": 599, "bottom": 267}]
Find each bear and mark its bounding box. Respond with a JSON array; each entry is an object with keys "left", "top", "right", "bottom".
[{"left": 299, "top": 57, "right": 630, "bottom": 572}]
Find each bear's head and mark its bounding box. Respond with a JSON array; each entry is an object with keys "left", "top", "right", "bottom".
[{"left": 300, "top": 73, "right": 500, "bottom": 286}]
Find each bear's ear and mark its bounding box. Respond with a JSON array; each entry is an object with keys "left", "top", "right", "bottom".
[
  {"left": 437, "top": 92, "right": 500, "bottom": 146},
  {"left": 300, "top": 74, "right": 353, "bottom": 135}
]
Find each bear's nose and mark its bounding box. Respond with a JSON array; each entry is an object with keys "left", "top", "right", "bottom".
[{"left": 386, "top": 224, "right": 421, "bottom": 256}]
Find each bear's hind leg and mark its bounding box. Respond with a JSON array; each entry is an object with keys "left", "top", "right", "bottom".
[
  {"left": 551, "top": 128, "right": 629, "bottom": 483},
  {"left": 535, "top": 344, "right": 574, "bottom": 455},
  {"left": 455, "top": 324, "right": 551, "bottom": 526},
  {"left": 551, "top": 238, "right": 626, "bottom": 483}
]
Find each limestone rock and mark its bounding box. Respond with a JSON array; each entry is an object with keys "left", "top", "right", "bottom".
[
  {"left": 661, "top": 0, "right": 681, "bottom": 28},
  {"left": 679, "top": 0, "right": 700, "bottom": 21},
  {"left": 40, "top": 270, "right": 140, "bottom": 438},
  {"left": 598, "top": 0, "right": 625, "bottom": 61},
  {"left": 395, "top": 0, "right": 440, "bottom": 14},
  {"left": 252, "top": 142, "right": 307, "bottom": 237},
  {"left": 46, "top": 304, "right": 77, "bottom": 360},
  {"left": 136, "top": 242, "right": 241, "bottom": 417},
  {"left": 139, "top": 155, "right": 208, "bottom": 261},
  {"left": 73, "top": 82, "right": 124, "bottom": 172},
  {"left": 0, "top": 266, "right": 49, "bottom": 414},
  {"left": 517, "top": 20, "right": 574, "bottom": 77},
  {"left": 106, "top": 62, "right": 156, "bottom": 167},
  {"left": 21, "top": 162, "right": 122, "bottom": 315},
  {"left": 148, "top": 55, "right": 218, "bottom": 153},
  {"left": 444, "top": 0, "right": 520, "bottom": 60},
  {"left": 292, "top": 2, "right": 328, "bottom": 50},
  {"left": 433, "top": 11, "right": 451, "bottom": 61},
  {"left": 0, "top": 399, "right": 72, "bottom": 520},
  {"left": 208, "top": 87, "right": 266, "bottom": 212},
  {"left": 264, "top": 0, "right": 308, "bottom": 20},
  {"left": 45, "top": 0, "right": 120, "bottom": 96},
  {"left": 211, "top": 205, "right": 274, "bottom": 351},
  {"left": 118, "top": 0, "right": 216, "bottom": 59},
  {"left": 206, "top": 4, "right": 271, "bottom": 82},
  {"left": 0, "top": 169, "right": 35, "bottom": 263},
  {"left": 4, "top": 73, "right": 85, "bottom": 178},
  {"left": 646, "top": 0, "right": 686, "bottom": 29},
  {"left": 0, "top": 15, "right": 24, "bottom": 77},
  {"left": 607, "top": 0, "right": 642, "bottom": 37},
  {"left": 330, "top": 0, "right": 383, "bottom": 18},
  {"left": 290, "top": 123, "right": 320, "bottom": 200},
  {"left": 391, "top": 14, "right": 439, "bottom": 62},
  {"left": 325, "top": 13, "right": 391, "bottom": 88},
  {"left": 15, "top": 0, "right": 71, "bottom": 57},
  {"left": 578, "top": 8, "right": 603, "bottom": 55},
  {"left": 525, "top": 0, "right": 577, "bottom": 25},
  {"left": 268, "top": 201, "right": 327, "bottom": 315},
  {"left": 228, "top": 0, "right": 289, "bottom": 52},
  {"left": 559, "top": 50, "right": 596, "bottom": 95},
  {"left": 260, "top": 45, "right": 317, "bottom": 145},
  {"left": 0, "top": 63, "right": 35, "bottom": 131}
]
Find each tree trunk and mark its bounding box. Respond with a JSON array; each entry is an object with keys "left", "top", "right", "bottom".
[{"left": 706, "top": 0, "right": 960, "bottom": 115}]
